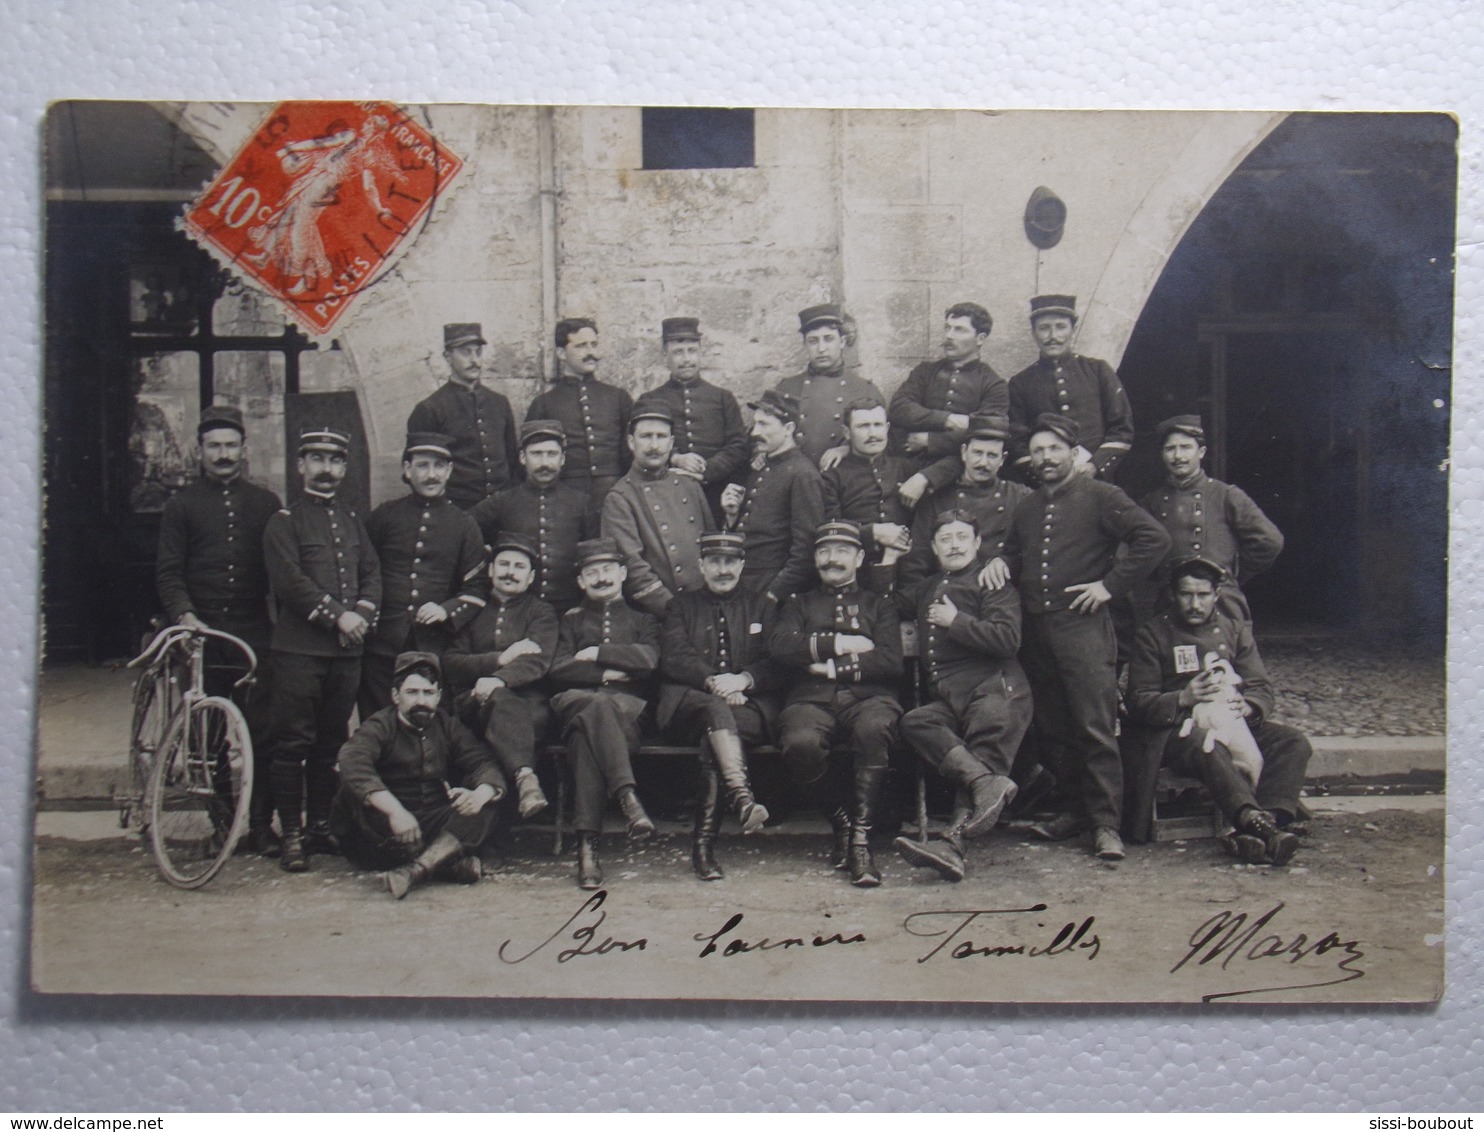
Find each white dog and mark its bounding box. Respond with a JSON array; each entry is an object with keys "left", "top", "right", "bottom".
[{"left": 1178, "top": 651, "right": 1265, "bottom": 788}]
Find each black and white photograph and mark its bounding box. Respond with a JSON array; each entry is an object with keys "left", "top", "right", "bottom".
[{"left": 30, "top": 101, "right": 1451, "bottom": 1005}]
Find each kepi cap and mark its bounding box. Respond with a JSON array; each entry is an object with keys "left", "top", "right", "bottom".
[
  {"left": 403, "top": 431, "right": 454, "bottom": 461},
  {"left": 798, "top": 303, "right": 845, "bottom": 333},
  {"left": 392, "top": 650, "right": 442, "bottom": 682},
  {"left": 748, "top": 388, "right": 802, "bottom": 426},
  {"left": 1169, "top": 555, "right": 1228, "bottom": 588},
  {"left": 444, "top": 322, "right": 486, "bottom": 350},
  {"left": 491, "top": 530, "right": 539, "bottom": 563},
  {"left": 1030, "top": 412, "right": 1079, "bottom": 448},
  {"left": 699, "top": 531, "right": 746, "bottom": 559},
  {"left": 1157, "top": 414, "right": 1206, "bottom": 443},
  {"left": 198, "top": 404, "right": 246, "bottom": 439},
  {"left": 299, "top": 426, "right": 351, "bottom": 456},
  {"left": 661, "top": 317, "right": 701, "bottom": 342},
  {"left": 814, "top": 519, "right": 863, "bottom": 549},
  {"left": 519, "top": 419, "right": 567, "bottom": 448},
  {"left": 575, "top": 537, "right": 624, "bottom": 569},
  {"left": 1029, "top": 294, "right": 1078, "bottom": 322},
  {"left": 966, "top": 413, "right": 1011, "bottom": 441},
  {"left": 630, "top": 401, "right": 675, "bottom": 429}
]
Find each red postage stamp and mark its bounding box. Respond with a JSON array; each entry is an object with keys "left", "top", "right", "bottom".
[{"left": 182, "top": 101, "right": 463, "bottom": 337}]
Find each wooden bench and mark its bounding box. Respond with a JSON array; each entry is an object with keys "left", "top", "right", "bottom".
[{"left": 1149, "top": 767, "right": 1224, "bottom": 841}]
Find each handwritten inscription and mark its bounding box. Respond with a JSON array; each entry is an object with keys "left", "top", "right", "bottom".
[
  {"left": 1171, "top": 901, "right": 1365, "bottom": 1002},
  {"left": 497, "top": 891, "right": 648, "bottom": 964},
  {"left": 695, "top": 912, "right": 867, "bottom": 957},
  {"left": 903, "top": 904, "right": 1102, "bottom": 964}
]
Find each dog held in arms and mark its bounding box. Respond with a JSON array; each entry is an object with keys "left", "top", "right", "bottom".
[{"left": 1178, "top": 651, "right": 1264, "bottom": 788}]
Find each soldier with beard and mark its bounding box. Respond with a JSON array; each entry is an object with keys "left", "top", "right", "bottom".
[{"left": 331, "top": 652, "right": 505, "bottom": 899}]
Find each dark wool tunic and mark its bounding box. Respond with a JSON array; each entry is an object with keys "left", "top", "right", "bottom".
[
  {"left": 889, "top": 358, "right": 1009, "bottom": 461},
  {"left": 1001, "top": 474, "right": 1169, "bottom": 614},
  {"left": 442, "top": 591, "right": 559, "bottom": 696},
  {"left": 549, "top": 598, "right": 662, "bottom": 691},
  {"left": 658, "top": 586, "right": 780, "bottom": 730},
  {"left": 155, "top": 475, "right": 282, "bottom": 624},
  {"left": 364, "top": 493, "right": 488, "bottom": 656},
  {"left": 733, "top": 445, "right": 826, "bottom": 601},
  {"left": 600, "top": 466, "right": 711, "bottom": 614},
  {"left": 770, "top": 582, "right": 902, "bottom": 704},
  {"left": 263, "top": 492, "right": 382, "bottom": 657},
  {"left": 336, "top": 706, "right": 504, "bottom": 810},
  {"left": 910, "top": 566, "right": 1023, "bottom": 695},
  {"left": 525, "top": 376, "right": 634, "bottom": 485},
  {"left": 469, "top": 480, "right": 598, "bottom": 612},
  {"left": 822, "top": 452, "right": 917, "bottom": 541},
  {"left": 407, "top": 380, "right": 520, "bottom": 508},
  {"left": 639, "top": 376, "right": 751, "bottom": 487},
  {"left": 773, "top": 367, "right": 888, "bottom": 467},
  {"left": 1139, "top": 471, "right": 1284, "bottom": 585},
  {"left": 1007, "top": 354, "right": 1135, "bottom": 477},
  {"left": 902, "top": 475, "right": 1032, "bottom": 593}
]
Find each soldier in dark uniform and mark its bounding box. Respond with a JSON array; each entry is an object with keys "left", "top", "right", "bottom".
[
  {"left": 773, "top": 303, "right": 887, "bottom": 469},
  {"left": 406, "top": 323, "right": 520, "bottom": 508},
  {"left": 771, "top": 521, "right": 903, "bottom": 888},
  {"left": 1007, "top": 295, "right": 1135, "bottom": 483},
  {"left": 1124, "top": 557, "right": 1311, "bottom": 864},
  {"left": 1138, "top": 414, "right": 1284, "bottom": 623},
  {"left": 154, "top": 404, "right": 283, "bottom": 854},
  {"left": 600, "top": 404, "right": 710, "bottom": 616},
  {"left": 262, "top": 426, "right": 382, "bottom": 872},
  {"left": 360, "top": 432, "right": 488, "bottom": 718},
  {"left": 719, "top": 389, "right": 825, "bottom": 603},
  {"left": 331, "top": 651, "right": 505, "bottom": 899},
  {"left": 889, "top": 302, "right": 1009, "bottom": 478},
  {"left": 983, "top": 414, "right": 1169, "bottom": 861},
  {"left": 821, "top": 398, "right": 941, "bottom": 583},
  {"left": 442, "top": 531, "right": 558, "bottom": 820},
  {"left": 548, "top": 537, "right": 662, "bottom": 890},
  {"left": 893, "top": 510, "right": 1031, "bottom": 882},
  {"left": 638, "top": 317, "right": 750, "bottom": 522},
  {"left": 525, "top": 317, "right": 633, "bottom": 515},
  {"left": 470, "top": 420, "right": 597, "bottom": 614},
  {"left": 901, "top": 414, "right": 1030, "bottom": 594},
  {"left": 659, "top": 531, "right": 777, "bottom": 881}
]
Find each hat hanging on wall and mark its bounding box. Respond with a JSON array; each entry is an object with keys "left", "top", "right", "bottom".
[{"left": 1024, "top": 186, "right": 1068, "bottom": 249}]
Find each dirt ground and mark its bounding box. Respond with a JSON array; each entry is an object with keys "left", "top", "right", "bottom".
[{"left": 29, "top": 806, "right": 1443, "bottom": 1005}]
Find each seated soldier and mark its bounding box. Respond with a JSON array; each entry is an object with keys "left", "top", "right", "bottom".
[
  {"left": 771, "top": 520, "right": 903, "bottom": 888},
  {"left": 330, "top": 651, "right": 506, "bottom": 899},
  {"left": 1124, "top": 556, "right": 1313, "bottom": 865},
  {"left": 893, "top": 510, "right": 1032, "bottom": 882},
  {"left": 548, "top": 537, "right": 663, "bottom": 890},
  {"left": 659, "top": 530, "right": 776, "bottom": 881},
  {"left": 442, "top": 531, "right": 559, "bottom": 819}
]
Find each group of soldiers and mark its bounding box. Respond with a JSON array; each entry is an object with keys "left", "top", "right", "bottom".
[{"left": 155, "top": 295, "right": 1315, "bottom": 899}]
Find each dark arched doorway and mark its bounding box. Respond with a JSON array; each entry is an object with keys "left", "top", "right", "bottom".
[{"left": 1118, "top": 112, "right": 1455, "bottom": 645}]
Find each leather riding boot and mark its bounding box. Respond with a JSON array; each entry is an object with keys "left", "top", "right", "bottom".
[
  {"left": 271, "top": 763, "right": 309, "bottom": 873},
  {"left": 248, "top": 773, "right": 281, "bottom": 857},
  {"left": 691, "top": 766, "right": 725, "bottom": 881},
  {"left": 708, "top": 730, "right": 769, "bottom": 833},
  {"left": 577, "top": 832, "right": 603, "bottom": 890},
  {"left": 848, "top": 765, "right": 886, "bottom": 888},
  {"left": 303, "top": 762, "right": 341, "bottom": 855},
  {"left": 1239, "top": 806, "right": 1300, "bottom": 866},
  {"left": 615, "top": 785, "right": 655, "bottom": 841},
  {"left": 938, "top": 746, "right": 1018, "bottom": 840},
  {"left": 829, "top": 808, "right": 852, "bottom": 870},
  {"left": 514, "top": 767, "right": 549, "bottom": 819},
  {"left": 384, "top": 831, "right": 463, "bottom": 899}
]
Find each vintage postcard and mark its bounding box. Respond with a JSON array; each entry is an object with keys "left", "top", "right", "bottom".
[{"left": 31, "top": 101, "right": 1450, "bottom": 1003}]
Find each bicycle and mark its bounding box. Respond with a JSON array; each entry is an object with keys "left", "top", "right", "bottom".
[{"left": 124, "top": 625, "right": 258, "bottom": 889}]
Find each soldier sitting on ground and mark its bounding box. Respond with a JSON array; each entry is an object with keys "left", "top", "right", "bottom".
[{"left": 330, "top": 651, "right": 505, "bottom": 899}]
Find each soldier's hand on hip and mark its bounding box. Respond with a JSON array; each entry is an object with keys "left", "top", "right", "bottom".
[{"left": 1065, "top": 580, "right": 1112, "bottom": 614}]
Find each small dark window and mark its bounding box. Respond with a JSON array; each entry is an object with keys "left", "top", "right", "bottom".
[{"left": 642, "top": 108, "right": 755, "bottom": 170}]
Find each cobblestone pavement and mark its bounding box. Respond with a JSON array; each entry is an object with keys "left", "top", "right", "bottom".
[{"left": 1259, "top": 636, "right": 1445, "bottom": 737}]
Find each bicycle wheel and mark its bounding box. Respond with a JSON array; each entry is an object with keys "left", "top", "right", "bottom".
[
  {"left": 146, "top": 696, "right": 253, "bottom": 889},
  {"left": 120, "top": 661, "right": 182, "bottom": 829}
]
